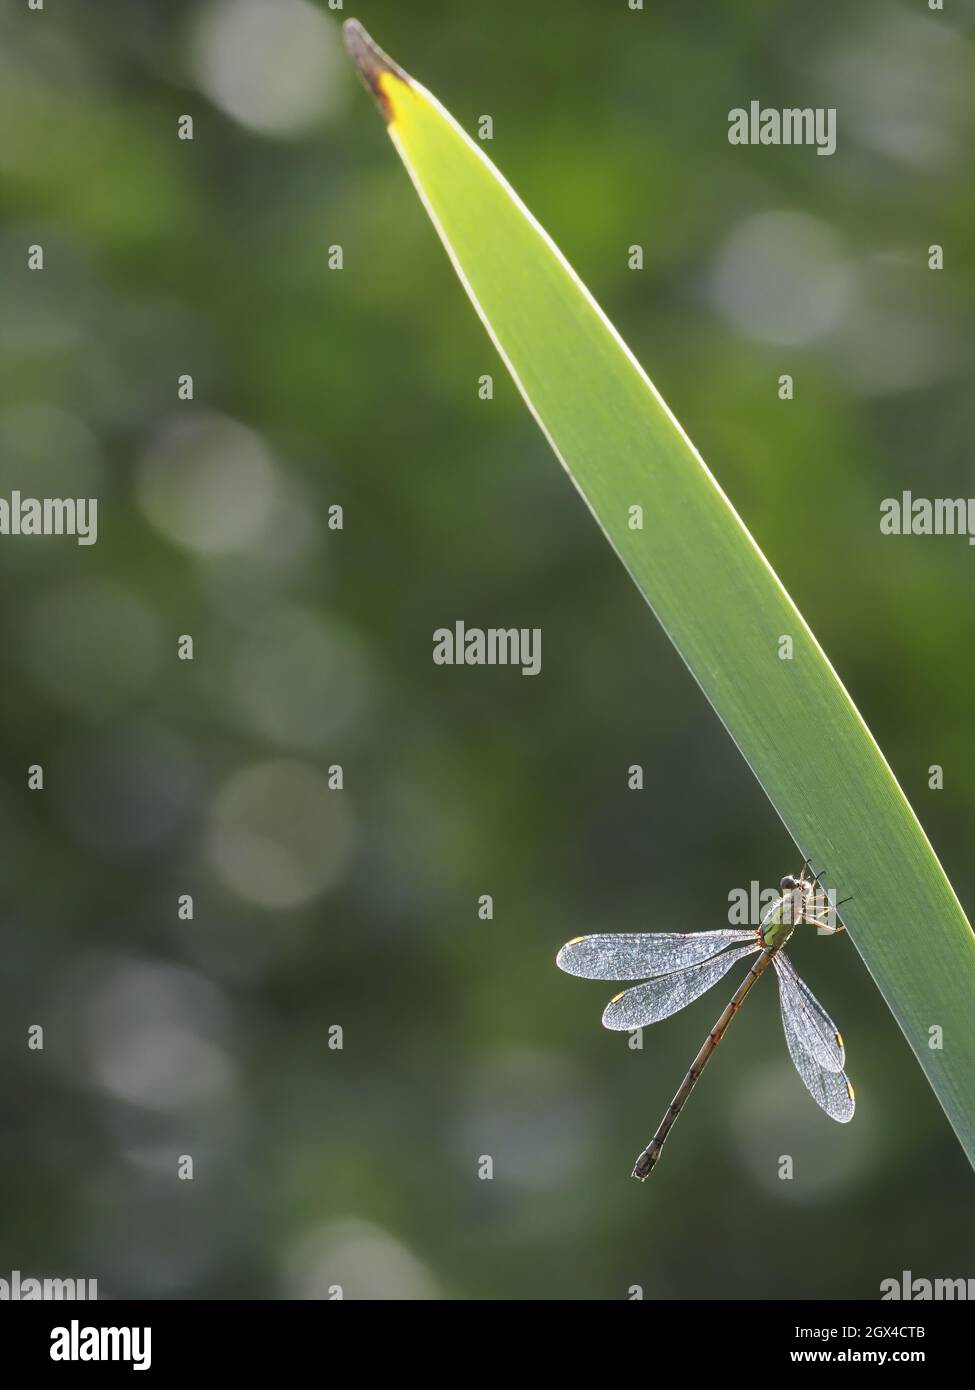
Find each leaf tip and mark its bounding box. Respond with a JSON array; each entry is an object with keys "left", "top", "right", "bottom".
[{"left": 343, "top": 19, "right": 410, "bottom": 122}]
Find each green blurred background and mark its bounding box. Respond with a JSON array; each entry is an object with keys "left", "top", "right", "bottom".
[{"left": 1, "top": 0, "right": 973, "bottom": 1299}]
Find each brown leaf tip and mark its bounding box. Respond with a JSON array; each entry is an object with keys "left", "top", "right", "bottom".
[{"left": 343, "top": 19, "right": 410, "bottom": 121}]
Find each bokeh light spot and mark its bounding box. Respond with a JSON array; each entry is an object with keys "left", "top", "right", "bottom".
[
  {"left": 23, "top": 577, "right": 163, "bottom": 716},
  {"left": 283, "top": 1219, "right": 441, "bottom": 1300},
  {"left": 233, "top": 607, "right": 374, "bottom": 749},
  {"left": 709, "top": 211, "right": 852, "bottom": 346},
  {"left": 189, "top": 0, "right": 343, "bottom": 137},
  {"left": 207, "top": 760, "right": 355, "bottom": 908},
  {"left": 136, "top": 412, "right": 276, "bottom": 555},
  {"left": 84, "top": 958, "right": 236, "bottom": 1113}
]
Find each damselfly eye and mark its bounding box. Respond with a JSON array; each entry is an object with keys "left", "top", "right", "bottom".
[{"left": 779, "top": 875, "right": 797, "bottom": 891}]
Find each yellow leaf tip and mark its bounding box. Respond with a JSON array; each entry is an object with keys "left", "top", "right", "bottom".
[{"left": 343, "top": 19, "right": 410, "bottom": 122}]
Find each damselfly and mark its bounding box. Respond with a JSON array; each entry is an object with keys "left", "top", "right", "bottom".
[{"left": 557, "top": 862, "right": 854, "bottom": 1180}]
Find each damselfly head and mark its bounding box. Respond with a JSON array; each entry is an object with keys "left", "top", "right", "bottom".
[{"left": 782, "top": 874, "right": 817, "bottom": 896}]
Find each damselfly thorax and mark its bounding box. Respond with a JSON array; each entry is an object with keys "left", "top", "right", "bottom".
[
  {"left": 556, "top": 860, "right": 853, "bottom": 1181},
  {"left": 759, "top": 872, "right": 838, "bottom": 950}
]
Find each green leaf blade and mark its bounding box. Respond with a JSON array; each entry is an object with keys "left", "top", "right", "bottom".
[{"left": 345, "top": 20, "right": 975, "bottom": 1165}]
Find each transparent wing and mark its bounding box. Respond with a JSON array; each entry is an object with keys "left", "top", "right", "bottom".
[
  {"left": 556, "top": 929, "right": 756, "bottom": 982},
  {"left": 774, "top": 957, "right": 855, "bottom": 1122},
  {"left": 776, "top": 953, "right": 845, "bottom": 1070},
  {"left": 601, "top": 942, "right": 760, "bottom": 1031}
]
